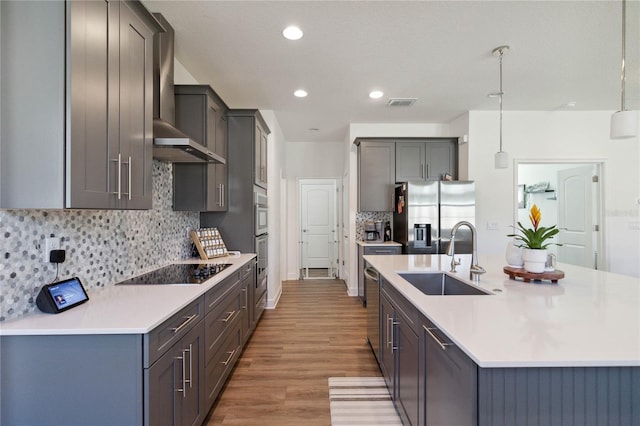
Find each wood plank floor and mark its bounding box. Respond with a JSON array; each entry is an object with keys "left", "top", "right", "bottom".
[{"left": 205, "top": 279, "right": 381, "bottom": 425}]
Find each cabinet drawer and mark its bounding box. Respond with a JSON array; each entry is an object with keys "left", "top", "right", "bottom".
[
  {"left": 240, "top": 260, "right": 254, "bottom": 280},
  {"left": 363, "top": 246, "right": 402, "bottom": 255},
  {"left": 205, "top": 287, "right": 241, "bottom": 365},
  {"left": 144, "top": 297, "right": 204, "bottom": 368},
  {"left": 205, "top": 272, "right": 240, "bottom": 313},
  {"left": 205, "top": 321, "right": 242, "bottom": 406}
]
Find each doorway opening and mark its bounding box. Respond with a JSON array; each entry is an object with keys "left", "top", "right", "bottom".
[
  {"left": 298, "top": 178, "right": 339, "bottom": 280},
  {"left": 515, "top": 160, "right": 604, "bottom": 270}
]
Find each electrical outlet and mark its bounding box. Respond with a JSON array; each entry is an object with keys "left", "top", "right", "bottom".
[
  {"left": 44, "top": 236, "right": 60, "bottom": 262},
  {"left": 486, "top": 221, "right": 499, "bottom": 231}
]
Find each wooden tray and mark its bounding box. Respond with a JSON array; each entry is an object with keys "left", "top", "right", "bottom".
[
  {"left": 503, "top": 266, "right": 564, "bottom": 283},
  {"left": 190, "top": 228, "right": 229, "bottom": 260}
]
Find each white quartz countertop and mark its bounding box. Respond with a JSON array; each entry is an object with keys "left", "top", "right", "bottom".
[
  {"left": 0, "top": 254, "right": 256, "bottom": 336},
  {"left": 364, "top": 254, "right": 640, "bottom": 368}
]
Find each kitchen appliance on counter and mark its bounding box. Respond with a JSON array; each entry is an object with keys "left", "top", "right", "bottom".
[
  {"left": 115, "top": 263, "right": 232, "bottom": 285},
  {"left": 394, "top": 181, "right": 475, "bottom": 254},
  {"left": 363, "top": 220, "right": 387, "bottom": 242}
]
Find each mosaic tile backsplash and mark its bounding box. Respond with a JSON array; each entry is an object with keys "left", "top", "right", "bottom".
[{"left": 0, "top": 160, "right": 199, "bottom": 321}]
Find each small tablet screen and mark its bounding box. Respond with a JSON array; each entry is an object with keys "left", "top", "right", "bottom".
[{"left": 47, "top": 277, "right": 89, "bottom": 311}]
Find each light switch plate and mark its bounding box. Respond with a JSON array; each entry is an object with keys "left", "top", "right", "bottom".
[{"left": 486, "top": 221, "right": 499, "bottom": 231}]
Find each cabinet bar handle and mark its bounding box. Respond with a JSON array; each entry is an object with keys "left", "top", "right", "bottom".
[
  {"left": 187, "top": 343, "right": 193, "bottom": 389},
  {"left": 386, "top": 314, "right": 393, "bottom": 348},
  {"left": 423, "top": 325, "right": 452, "bottom": 351},
  {"left": 175, "top": 353, "right": 186, "bottom": 397},
  {"left": 127, "top": 156, "right": 132, "bottom": 201},
  {"left": 120, "top": 157, "right": 132, "bottom": 200},
  {"left": 241, "top": 288, "right": 248, "bottom": 309},
  {"left": 221, "top": 349, "right": 235, "bottom": 366},
  {"left": 218, "top": 184, "right": 223, "bottom": 207},
  {"left": 221, "top": 311, "right": 235, "bottom": 323},
  {"left": 110, "top": 155, "right": 122, "bottom": 199},
  {"left": 421, "top": 163, "right": 425, "bottom": 179},
  {"left": 171, "top": 314, "right": 197, "bottom": 334}
]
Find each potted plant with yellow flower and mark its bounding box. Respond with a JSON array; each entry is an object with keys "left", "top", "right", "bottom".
[{"left": 507, "top": 204, "right": 561, "bottom": 273}]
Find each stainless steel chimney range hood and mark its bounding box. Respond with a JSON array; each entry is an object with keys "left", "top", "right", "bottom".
[{"left": 152, "top": 13, "right": 225, "bottom": 164}]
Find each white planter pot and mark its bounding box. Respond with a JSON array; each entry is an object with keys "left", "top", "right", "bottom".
[
  {"left": 522, "top": 248, "right": 547, "bottom": 273},
  {"left": 505, "top": 240, "right": 524, "bottom": 267}
]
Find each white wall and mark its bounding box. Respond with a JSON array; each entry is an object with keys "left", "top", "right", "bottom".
[
  {"left": 283, "top": 141, "right": 345, "bottom": 280},
  {"left": 468, "top": 110, "right": 640, "bottom": 277}
]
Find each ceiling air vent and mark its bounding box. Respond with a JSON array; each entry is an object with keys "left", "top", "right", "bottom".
[{"left": 387, "top": 98, "right": 417, "bottom": 107}]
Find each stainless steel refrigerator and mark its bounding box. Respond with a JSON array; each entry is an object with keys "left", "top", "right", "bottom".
[{"left": 393, "top": 181, "right": 475, "bottom": 254}]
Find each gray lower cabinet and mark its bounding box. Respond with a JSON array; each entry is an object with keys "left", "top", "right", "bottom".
[
  {"left": 358, "top": 244, "right": 401, "bottom": 306},
  {"left": 146, "top": 320, "right": 206, "bottom": 426},
  {"left": 422, "top": 316, "right": 477, "bottom": 426},
  {"left": 380, "top": 277, "right": 420, "bottom": 426},
  {"left": 377, "top": 277, "right": 640, "bottom": 426},
  {"left": 0, "top": 259, "right": 261, "bottom": 426},
  {"left": 0, "top": 0, "right": 158, "bottom": 209},
  {"left": 356, "top": 140, "right": 396, "bottom": 212},
  {"left": 173, "top": 85, "right": 229, "bottom": 212},
  {"left": 395, "top": 139, "right": 457, "bottom": 182}
]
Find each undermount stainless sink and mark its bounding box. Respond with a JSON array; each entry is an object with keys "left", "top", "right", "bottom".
[{"left": 399, "top": 273, "right": 492, "bottom": 296}]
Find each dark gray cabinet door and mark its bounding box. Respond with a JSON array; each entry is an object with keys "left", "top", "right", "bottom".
[
  {"left": 118, "top": 1, "right": 154, "bottom": 209},
  {"left": 396, "top": 309, "right": 420, "bottom": 426},
  {"left": 395, "top": 141, "right": 426, "bottom": 182},
  {"left": 358, "top": 140, "right": 396, "bottom": 212},
  {"left": 426, "top": 141, "right": 457, "bottom": 181},
  {"left": 255, "top": 121, "right": 269, "bottom": 188},
  {"left": 395, "top": 139, "right": 457, "bottom": 183},
  {"left": 380, "top": 293, "right": 396, "bottom": 396},
  {"left": 67, "top": 0, "right": 118, "bottom": 208},
  {"left": 423, "top": 318, "right": 478, "bottom": 426},
  {"left": 146, "top": 320, "right": 205, "bottom": 426},
  {"left": 174, "top": 85, "right": 228, "bottom": 211}
]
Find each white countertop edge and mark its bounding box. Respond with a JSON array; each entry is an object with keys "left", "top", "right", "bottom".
[
  {"left": 0, "top": 254, "right": 257, "bottom": 336},
  {"left": 365, "top": 253, "right": 640, "bottom": 369}
]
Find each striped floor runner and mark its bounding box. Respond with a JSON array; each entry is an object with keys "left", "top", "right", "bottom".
[{"left": 328, "top": 377, "right": 403, "bottom": 425}]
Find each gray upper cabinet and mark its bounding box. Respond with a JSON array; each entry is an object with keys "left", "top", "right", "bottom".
[
  {"left": 0, "top": 0, "right": 158, "bottom": 209},
  {"left": 173, "top": 85, "right": 229, "bottom": 212},
  {"left": 396, "top": 139, "right": 458, "bottom": 182},
  {"left": 255, "top": 119, "right": 269, "bottom": 189},
  {"left": 357, "top": 140, "right": 396, "bottom": 212}
]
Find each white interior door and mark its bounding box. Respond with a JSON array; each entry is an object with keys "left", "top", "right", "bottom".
[
  {"left": 300, "top": 179, "right": 338, "bottom": 278},
  {"left": 557, "top": 165, "right": 597, "bottom": 268}
]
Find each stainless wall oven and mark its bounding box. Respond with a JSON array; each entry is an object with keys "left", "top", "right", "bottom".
[{"left": 255, "top": 187, "right": 268, "bottom": 236}]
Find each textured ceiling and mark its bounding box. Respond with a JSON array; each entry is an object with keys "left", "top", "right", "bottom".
[{"left": 142, "top": 0, "right": 640, "bottom": 142}]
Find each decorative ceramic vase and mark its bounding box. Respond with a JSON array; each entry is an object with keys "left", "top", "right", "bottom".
[
  {"left": 505, "top": 240, "right": 524, "bottom": 267},
  {"left": 522, "top": 248, "right": 547, "bottom": 273}
]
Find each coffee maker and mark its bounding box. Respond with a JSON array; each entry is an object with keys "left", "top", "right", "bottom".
[{"left": 363, "top": 220, "right": 385, "bottom": 242}]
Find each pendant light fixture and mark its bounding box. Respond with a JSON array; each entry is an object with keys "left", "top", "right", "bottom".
[
  {"left": 610, "top": 0, "right": 638, "bottom": 139},
  {"left": 493, "top": 45, "right": 510, "bottom": 169}
]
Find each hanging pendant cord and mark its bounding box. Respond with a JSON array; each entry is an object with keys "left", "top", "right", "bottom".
[
  {"left": 620, "top": 0, "right": 626, "bottom": 111},
  {"left": 499, "top": 49, "right": 504, "bottom": 153}
]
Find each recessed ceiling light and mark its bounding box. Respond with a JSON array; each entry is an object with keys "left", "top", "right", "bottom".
[
  {"left": 369, "top": 90, "right": 384, "bottom": 99},
  {"left": 309, "top": 128, "right": 319, "bottom": 132},
  {"left": 282, "top": 25, "right": 303, "bottom": 40},
  {"left": 563, "top": 101, "right": 577, "bottom": 108},
  {"left": 294, "top": 89, "right": 308, "bottom": 98}
]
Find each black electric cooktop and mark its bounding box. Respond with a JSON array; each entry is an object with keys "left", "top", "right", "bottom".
[{"left": 116, "top": 263, "right": 232, "bottom": 285}]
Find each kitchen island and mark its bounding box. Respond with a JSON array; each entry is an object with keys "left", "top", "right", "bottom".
[
  {"left": 364, "top": 253, "right": 640, "bottom": 425},
  {"left": 0, "top": 254, "right": 259, "bottom": 426}
]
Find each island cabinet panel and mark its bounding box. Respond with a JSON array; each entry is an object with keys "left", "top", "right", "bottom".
[
  {"left": 0, "top": 334, "right": 144, "bottom": 426},
  {"left": 477, "top": 366, "right": 640, "bottom": 426},
  {"left": 380, "top": 277, "right": 421, "bottom": 425},
  {"left": 422, "top": 316, "right": 477, "bottom": 426}
]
